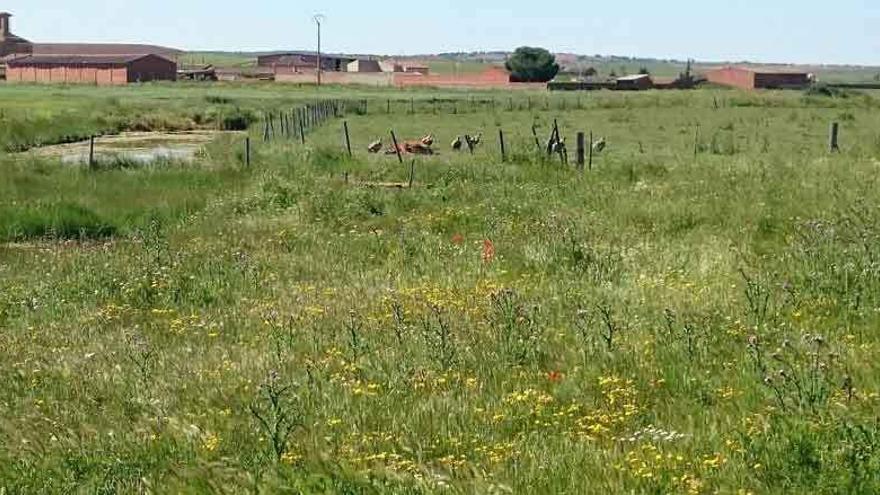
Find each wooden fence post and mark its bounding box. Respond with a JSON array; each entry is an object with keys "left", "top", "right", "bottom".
[
  {"left": 88, "top": 136, "right": 96, "bottom": 168},
  {"left": 408, "top": 160, "right": 416, "bottom": 188},
  {"left": 547, "top": 119, "right": 560, "bottom": 157},
  {"left": 531, "top": 124, "right": 541, "bottom": 153},
  {"left": 589, "top": 132, "right": 595, "bottom": 171},
  {"left": 299, "top": 112, "right": 306, "bottom": 145},
  {"left": 390, "top": 130, "right": 403, "bottom": 164},
  {"left": 829, "top": 122, "right": 840, "bottom": 152},
  {"left": 245, "top": 137, "right": 251, "bottom": 167},
  {"left": 576, "top": 132, "right": 585, "bottom": 171},
  {"left": 499, "top": 129, "right": 506, "bottom": 163},
  {"left": 343, "top": 120, "right": 352, "bottom": 157}
]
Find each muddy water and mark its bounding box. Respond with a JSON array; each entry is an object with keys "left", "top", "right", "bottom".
[{"left": 28, "top": 131, "right": 238, "bottom": 165}]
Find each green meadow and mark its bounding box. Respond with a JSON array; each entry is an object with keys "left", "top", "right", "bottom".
[{"left": 1, "top": 83, "right": 880, "bottom": 494}]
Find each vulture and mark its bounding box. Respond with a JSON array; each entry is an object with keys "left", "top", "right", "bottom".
[{"left": 367, "top": 140, "right": 383, "bottom": 153}]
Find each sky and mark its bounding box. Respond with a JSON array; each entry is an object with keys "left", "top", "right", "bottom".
[{"left": 3, "top": 0, "right": 879, "bottom": 65}]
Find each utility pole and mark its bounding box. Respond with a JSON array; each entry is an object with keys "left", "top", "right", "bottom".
[{"left": 313, "top": 14, "right": 325, "bottom": 87}]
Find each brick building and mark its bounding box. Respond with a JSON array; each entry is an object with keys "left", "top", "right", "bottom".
[
  {"left": 6, "top": 54, "right": 177, "bottom": 85},
  {"left": 706, "top": 66, "right": 810, "bottom": 90},
  {"left": 0, "top": 12, "right": 32, "bottom": 57},
  {"left": 1, "top": 11, "right": 180, "bottom": 75}
]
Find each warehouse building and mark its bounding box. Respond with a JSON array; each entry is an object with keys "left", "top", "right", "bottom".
[
  {"left": 1, "top": 13, "right": 180, "bottom": 60},
  {"left": 6, "top": 54, "right": 177, "bottom": 85},
  {"left": 347, "top": 59, "right": 381, "bottom": 73},
  {"left": 706, "top": 66, "right": 811, "bottom": 90},
  {"left": 257, "top": 52, "right": 355, "bottom": 73}
]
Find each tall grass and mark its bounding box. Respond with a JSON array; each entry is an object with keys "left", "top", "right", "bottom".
[{"left": 1, "top": 85, "right": 879, "bottom": 493}]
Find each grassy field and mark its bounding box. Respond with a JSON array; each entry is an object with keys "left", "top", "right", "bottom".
[{"left": 2, "top": 83, "right": 880, "bottom": 493}]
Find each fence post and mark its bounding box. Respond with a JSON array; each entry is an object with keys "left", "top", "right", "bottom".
[
  {"left": 829, "top": 122, "right": 840, "bottom": 152},
  {"left": 299, "top": 112, "right": 306, "bottom": 145},
  {"left": 245, "top": 137, "right": 251, "bottom": 167},
  {"left": 531, "top": 124, "right": 541, "bottom": 154},
  {"left": 390, "top": 130, "right": 403, "bottom": 164},
  {"left": 343, "top": 120, "right": 352, "bottom": 157},
  {"left": 88, "top": 136, "right": 96, "bottom": 168},
  {"left": 576, "top": 132, "right": 585, "bottom": 171},
  {"left": 589, "top": 131, "right": 594, "bottom": 171},
  {"left": 408, "top": 160, "right": 416, "bottom": 188},
  {"left": 547, "top": 119, "right": 560, "bottom": 157},
  {"left": 499, "top": 129, "right": 506, "bottom": 163}
]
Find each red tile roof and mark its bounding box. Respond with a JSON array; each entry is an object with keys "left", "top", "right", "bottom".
[
  {"left": 8, "top": 54, "right": 172, "bottom": 66},
  {"left": 32, "top": 43, "right": 181, "bottom": 57}
]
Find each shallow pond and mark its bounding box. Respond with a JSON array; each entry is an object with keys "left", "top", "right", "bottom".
[{"left": 28, "top": 131, "right": 237, "bottom": 165}]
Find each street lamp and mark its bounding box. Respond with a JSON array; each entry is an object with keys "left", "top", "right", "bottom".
[{"left": 313, "top": 14, "right": 325, "bottom": 87}]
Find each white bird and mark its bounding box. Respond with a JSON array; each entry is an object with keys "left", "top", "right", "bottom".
[{"left": 367, "top": 140, "right": 383, "bottom": 153}]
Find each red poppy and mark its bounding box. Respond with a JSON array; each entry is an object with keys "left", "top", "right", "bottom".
[
  {"left": 482, "top": 239, "right": 496, "bottom": 264},
  {"left": 547, "top": 371, "right": 564, "bottom": 383},
  {"left": 451, "top": 233, "right": 465, "bottom": 245}
]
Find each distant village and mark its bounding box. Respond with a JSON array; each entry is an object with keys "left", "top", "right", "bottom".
[{"left": 0, "top": 11, "right": 817, "bottom": 91}]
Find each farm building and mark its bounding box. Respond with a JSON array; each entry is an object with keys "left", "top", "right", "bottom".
[
  {"left": 379, "top": 61, "right": 432, "bottom": 75},
  {"left": 31, "top": 43, "right": 181, "bottom": 59},
  {"left": 258, "top": 52, "right": 354, "bottom": 73},
  {"left": 616, "top": 74, "right": 653, "bottom": 90},
  {"left": 401, "top": 64, "right": 430, "bottom": 75},
  {"left": 6, "top": 54, "right": 177, "bottom": 85},
  {"left": 706, "top": 66, "right": 811, "bottom": 90},
  {"left": 0, "top": 12, "right": 31, "bottom": 57},
  {"left": 347, "top": 59, "right": 381, "bottom": 73},
  {"left": 0, "top": 12, "right": 180, "bottom": 61}
]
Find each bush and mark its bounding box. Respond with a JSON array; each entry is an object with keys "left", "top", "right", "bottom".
[{"left": 219, "top": 108, "right": 256, "bottom": 131}]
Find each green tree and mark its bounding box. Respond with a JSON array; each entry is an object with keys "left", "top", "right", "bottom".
[{"left": 505, "top": 47, "right": 560, "bottom": 83}]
